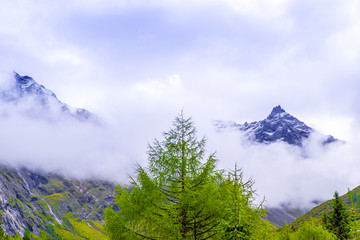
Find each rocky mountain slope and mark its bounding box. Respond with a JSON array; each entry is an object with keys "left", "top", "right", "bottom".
[
  {"left": 0, "top": 165, "right": 116, "bottom": 238},
  {"left": 0, "top": 72, "right": 342, "bottom": 233},
  {"left": 215, "top": 105, "right": 337, "bottom": 146},
  {"left": 0, "top": 72, "right": 99, "bottom": 123},
  {"left": 265, "top": 205, "right": 309, "bottom": 227},
  {"left": 0, "top": 72, "right": 114, "bottom": 238},
  {"left": 216, "top": 106, "right": 340, "bottom": 226}
]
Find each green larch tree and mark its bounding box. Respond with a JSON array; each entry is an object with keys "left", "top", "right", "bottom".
[
  {"left": 218, "top": 165, "right": 264, "bottom": 240},
  {"left": 105, "top": 113, "right": 224, "bottom": 239}
]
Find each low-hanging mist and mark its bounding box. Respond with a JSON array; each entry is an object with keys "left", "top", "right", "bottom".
[
  {"left": 206, "top": 127, "right": 360, "bottom": 208},
  {"left": 0, "top": 73, "right": 360, "bottom": 209}
]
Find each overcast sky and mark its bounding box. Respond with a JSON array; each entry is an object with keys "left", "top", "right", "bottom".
[{"left": 1, "top": 0, "right": 360, "bottom": 207}]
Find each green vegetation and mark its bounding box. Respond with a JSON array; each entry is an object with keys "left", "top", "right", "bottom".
[
  {"left": 2, "top": 113, "right": 360, "bottom": 239},
  {"left": 0, "top": 168, "right": 111, "bottom": 240},
  {"left": 22, "top": 230, "right": 30, "bottom": 240},
  {"left": 218, "top": 166, "right": 265, "bottom": 239},
  {"left": 329, "top": 192, "right": 351, "bottom": 239},
  {"left": 105, "top": 113, "right": 267, "bottom": 239},
  {"left": 103, "top": 113, "right": 360, "bottom": 240},
  {"left": 0, "top": 219, "right": 11, "bottom": 240}
]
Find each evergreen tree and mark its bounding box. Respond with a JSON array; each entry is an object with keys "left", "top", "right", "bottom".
[
  {"left": 330, "top": 191, "right": 350, "bottom": 240},
  {"left": 105, "top": 113, "right": 223, "bottom": 239},
  {"left": 348, "top": 190, "right": 359, "bottom": 239},
  {"left": 219, "top": 165, "right": 264, "bottom": 240},
  {"left": 321, "top": 210, "right": 331, "bottom": 231}
]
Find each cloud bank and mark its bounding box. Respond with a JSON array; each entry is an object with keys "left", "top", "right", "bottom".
[
  {"left": 206, "top": 128, "right": 360, "bottom": 208},
  {"left": 1, "top": 0, "right": 360, "bottom": 208},
  {"left": 0, "top": 79, "right": 360, "bottom": 209}
]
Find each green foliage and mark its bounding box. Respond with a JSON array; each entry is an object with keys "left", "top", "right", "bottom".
[
  {"left": 218, "top": 165, "right": 265, "bottom": 240},
  {"left": 105, "top": 113, "right": 223, "bottom": 239},
  {"left": 66, "top": 218, "right": 107, "bottom": 240},
  {"left": 278, "top": 224, "right": 295, "bottom": 240},
  {"left": 22, "top": 229, "right": 30, "bottom": 240},
  {"left": 105, "top": 113, "right": 265, "bottom": 240},
  {"left": 252, "top": 220, "right": 279, "bottom": 240},
  {"left": 321, "top": 210, "right": 331, "bottom": 231},
  {"left": 36, "top": 217, "right": 108, "bottom": 240},
  {"left": 0, "top": 217, "right": 11, "bottom": 240},
  {"left": 295, "top": 221, "right": 336, "bottom": 240},
  {"left": 44, "top": 225, "right": 61, "bottom": 240},
  {"left": 330, "top": 191, "right": 351, "bottom": 239},
  {"left": 347, "top": 190, "right": 360, "bottom": 239},
  {"left": 293, "top": 186, "right": 360, "bottom": 231}
]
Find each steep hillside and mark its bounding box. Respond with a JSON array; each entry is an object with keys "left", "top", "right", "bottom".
[
  {"left": 0, "top": 165, "right": 116, "bottom": 238},
  {"left": 292, "top": 186, "right": 360, "bottom": 229},
  {"left": 266, "top": 205, "right": 308, "bottom": 227}
]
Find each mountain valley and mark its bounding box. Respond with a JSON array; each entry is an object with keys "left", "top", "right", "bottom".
[{"left": 0, "top": 72, "right": 354, "bottom": 238}]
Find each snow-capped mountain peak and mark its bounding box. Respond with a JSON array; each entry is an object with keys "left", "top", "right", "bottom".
[
  {"left": 14, "top": 72, "right": 35, "bottom": 87},
  {"left": 13, "top": 71, "right": 58, "bottom": 100},
  {"left": 215, "top": 106, "right": 337, "bottom": 146},
  {"left": 267, "top": 105, "right": 286, "bottom": 119},
  {"left": 0, "top": 71, "right": 99, "bottom": 123}
]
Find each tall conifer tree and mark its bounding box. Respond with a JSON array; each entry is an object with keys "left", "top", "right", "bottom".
[
  {"left": 321, "top": 210, "right": 331, "bottom": 231},
  {"left": 219, "top": 165, "right": 264, "bottom": 240},
  {"left": 330, "top": 191, "right": 350, "bottom": 240},
  {"left": 105, "top": 113, "right": 223, "bottom": 239}
]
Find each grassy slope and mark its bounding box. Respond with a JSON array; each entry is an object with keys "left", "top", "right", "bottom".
[{"left": 292, "top": 185, "right": 360, "bottom": 228}]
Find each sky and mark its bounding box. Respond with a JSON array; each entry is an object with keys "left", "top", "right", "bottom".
[{"left": 1, "top": 0, "right": 360, "bottom": 207}]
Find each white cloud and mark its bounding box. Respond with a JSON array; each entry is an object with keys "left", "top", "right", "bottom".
[
  {"left": 207, "top": 128, "right": 360, "bottom": 208},
  {"left": 43, "top": 49, "right": 83, "bottom": 65},
  {"left": 133, "top": 74, "right": 182, "bottom": 98},
  {"left": 1, "top": 0, "right": 360, "bottom": 209}
]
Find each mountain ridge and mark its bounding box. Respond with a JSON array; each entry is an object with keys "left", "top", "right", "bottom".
[
  {"left": 215, "top": 105, "right": 337, "bottom": 147},
  {"left": 0, "top": 72, "right": 99, "bottom": 123}
]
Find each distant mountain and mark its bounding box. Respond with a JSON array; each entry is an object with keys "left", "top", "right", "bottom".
[
  {"left": 215, "top": 105, "right": 337, "bottom": 147},
  {"left": 0, "top": 72, "right": 109, "bottom": 238},
  {"left": 0, "top": 165, "right": 115, "bottom": 238},
  {"left": 0, "top": 72, "right": 99, "bottom": 123},
  {"left": 265, "top": 204, "right": 309, "bottom": 227}
]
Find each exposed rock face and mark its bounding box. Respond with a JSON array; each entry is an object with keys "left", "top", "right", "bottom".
[
  {"left": 215, "top": 105, "right": 337, "bottom": 146},
  {"left": 0, "top": 72, "right": 99, "bottom": 123},
  {"left": 0, "top": 165, "right": 115, "bottom": 237}
]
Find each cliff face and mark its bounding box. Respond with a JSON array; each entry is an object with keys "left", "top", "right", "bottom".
[{"left": 0, "top": 165, "right": 116, "bottom": 238}]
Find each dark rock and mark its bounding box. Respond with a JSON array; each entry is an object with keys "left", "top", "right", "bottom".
[{"left": 216, "top": 105, "right": 338, "bottom": 147}]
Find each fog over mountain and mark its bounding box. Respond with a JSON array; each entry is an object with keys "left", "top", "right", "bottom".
[
  {"left": 0, "top": 72, "right": 359, "bottom": 211},
  {"left": 1, "top": 0, "right": 360, "bottom": 212},
  {"left": 209, "top": 108, "right": 359, "bottom": 208}
]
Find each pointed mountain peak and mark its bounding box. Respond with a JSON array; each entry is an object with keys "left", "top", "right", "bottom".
[
  {"left": 1, "top": 71, "right": 100, "bottom": 124},
  {"left": 215, "top": 105, "right": 338, "bottom": 147},
  {"left": 13, "top": 71, "right": 35, "bottom": 88},
  {"left": 267, "top": 105, "right": 286, "bottom": 119}
]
